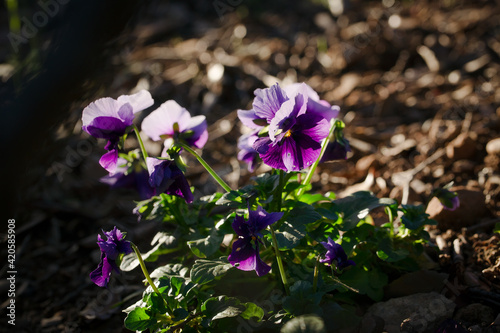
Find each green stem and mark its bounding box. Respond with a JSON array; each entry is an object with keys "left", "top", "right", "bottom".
[
  {"left": 177, "top": 142, "right": 232, "bottom": 193},
  {"left": 312, "top": 255, "right": 320, "bottom": 293},
  {"left": 133, "top": 125, "right": 149, "bottom": 162},
  {"left": 269, "top": 225, "right": 290, "bottom": 296},
  {"left": 131, "top": 243, "right": 173, "bottom": 316},
  {"left": 297, "top": 119, "right": 336, "bottom": 197},
  {"left": 6, "top": 0, "right": 20, "bottom": 33},
  {"left": 386, "top": 206, "right": 395, "bottom": 237}
]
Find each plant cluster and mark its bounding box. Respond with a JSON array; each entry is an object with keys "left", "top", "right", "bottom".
[{"left": 82, "top": 84, "right": 458, "bottom": 332}]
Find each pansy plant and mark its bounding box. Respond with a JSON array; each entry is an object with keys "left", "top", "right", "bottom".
[{"left": 83, "top": 86, "right": 442, "bottom": 332}]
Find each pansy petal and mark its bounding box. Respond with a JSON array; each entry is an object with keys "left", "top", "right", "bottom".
[
  {"left": 166, "top": 167, "right": 194, "bottom": 203},
  {"left": 268, "top": 99, "right": 297, "bottom": 141},
  {"left": 237, "top": 109, "right": 265, "bottom": 130},
  {"left": 249, "top": 206, "right": 283, "bottom": 231},
  {"left": 254, "top": 250, "right": 272, "bottom": 277},
  {"left": 232, "top": 215, "right": 251, "bottom": 237},
  {"left": 258, "top": 140, "right": 287, "bottom": 170},
  {"left": 86, "top": 116, "right": 129, "bottom": 139},
  {"left": 253, "top": 83, "right": 288, "bottom": 121},
  {"left": 82, "top": 97, "right": 120, "bottom": 128},
  {"left": 228, "top": 238, "right": 256, "bottom": 270},
  {"left": 307, "top": 100, "right": 340, "bottom": 121},
  {"left": 116, "top": 103, "right": 135, "bottom": 125},
  {"left": 281, "top": 138, "right": 298, "bottom": 172},
  {"left": 186, "top": 115, "right": 208, "bottom": 148},
  {"left": 100, "top": 149, "right": 119, "bottom": 173},
  {"left": 283, "top": 82, "right": 320, "bottom": 101},
  {"left": 141, "top": 100, "right": 190, "bottom": 141},
  {"left": 116, "top": 90, "right": 154, "bottom": 113}
]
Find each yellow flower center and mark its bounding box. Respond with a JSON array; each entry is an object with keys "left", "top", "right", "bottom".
[{"left": 284, "top": 130, "right": 292, "bottom": 138}]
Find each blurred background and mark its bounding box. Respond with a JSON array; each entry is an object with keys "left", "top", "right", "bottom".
[{"left": 1, "top": 0, "right": 499, "bottom": 331}]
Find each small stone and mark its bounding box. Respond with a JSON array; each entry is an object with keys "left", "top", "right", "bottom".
[
  {"left": 425, "top": 187, "right": 488, "bottom": 231},
  {"left": 455, "top": 303, "right": 496, "bottom": 325},
  {"left": 486, "top": 138, "right": 500, "bottom": 155},
  {"left": 446, "top": 133, "right": 476, "bottom": 160},
  {"left": 366, "top": 292, "right": 455, "bottom": 333}
]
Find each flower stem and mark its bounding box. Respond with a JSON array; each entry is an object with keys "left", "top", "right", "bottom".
[
  {"left": 131, "top": 243, "right": 173, "bottom": 316},
  {"left": 133, "top": 125, "right": 149, "bottom": 162},
  {"left": 312, "top": 255, "right": 320, "bottom": 293},
  {"left": 177, "top": 142, "right": 232, "bottom": 193},
  {"left": 268, "top": 225, "right": 290, "bottom": 296},
  {"left": 297, "top": 119, "right": 336, "bottom": 197},
  {"left": 386, "top": 206, "right": 395, "bottom": 237}
]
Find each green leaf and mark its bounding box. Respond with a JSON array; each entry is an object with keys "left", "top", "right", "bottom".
[
  {"left": 190, "top": 257, "right": 233, "bottom": 285},
  {"left": 339, "top": 266, "right": 388, "bottom": 301},
  {"left": 253, "top": 173, "right": 280, "bottom": 192},
  {"left": 201, "top": 296, "right": 245, "bottom": 322},
  {"left": 280, "top": 314, "right": 326, "bottom": 333},
  {"left": 400, "top": 204, "right": 436, "bottom": 230},
  {"left": 331, "top": 191, "right": 396, "bottom": 231},
  {"left": 494, "top": 222, "right": 500, "bottom": 234},
  {"left": 376, "top": 237, "right": 409, "bottom": 262},
  {"left": 282, "top": 281, "right": 324, "bottom": 316},
  {"left": 299, "top": 193, "right": 329, "bottom": 205},
  {"left": 120, "top": 243, "right": 160, "bottom": 271},
  {"left": 275, "top": 203, "right": 322, "bottom": 250},
  {"left": 187, "top": 227, "right": 224, "bottom": 258},
  {"left": 240, "top": 302, "right": 265, "bottom": 321},
  {"left": 124, "top": 307, "right": 156, "bottom": 331},
  {"left": 150, "top": 263, "right": 189, "bottom": 279}
]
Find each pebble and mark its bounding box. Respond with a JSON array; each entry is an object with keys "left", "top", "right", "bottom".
[
  {"left": 455, "top": 303, "right": 496, "bottom": 326},
  {"left": 486, "top": 137, "right": 500, "bottom": 155},
  {"left": 425, "top": 187, "right": 488, "bottom": 231},
  {"left": 365, "top": 292, "right": 455, "bottom": 333}
]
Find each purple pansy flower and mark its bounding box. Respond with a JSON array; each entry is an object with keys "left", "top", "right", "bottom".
[
  {"left": 321, "top": 121, "right": 351, "bottom": 162},
  {"left": 282, "top": 83, "right": 340, "bottom": 122},
  {"left": 237, "top": 131, "right": 260, "bottom": 172},
  {"left": 320, "top": 237, "right": 355, "bottom": 270},
  {"left": 321, "top": 140, "right": 351, "bottom": 162},
  {"left": 237, "top": 83, "right": 340, "bottom": 172},
  {"left": 433, "top": 187, "right": 460, "bottom": 211},
  {"left": 146, "top": 157, "right": 193, "bottom": 203},
  {"left": 82, "top": 90, "right": 154, "bottom": 173},
  {"left": 253, "top": 92, "right": 330, "bottom": 171},
  {"left": 141, "top": 100, "right": 208, "bottom": 149},
  {"left": 100, "top": 158, "right": 155, "bottom": 200},
  {"left": 228, "top": 206, "right": 283, "bottom": 276},
  {"left": 90, "top": 227, "right": 132, "bottom": 288}
]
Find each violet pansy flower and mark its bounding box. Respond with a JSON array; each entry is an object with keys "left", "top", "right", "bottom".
[
  {"left": 253, "top": 91, "right": 330, "bottom": 172},
  {"left": 237, "top": 83, "right": 340, "bottom": 172},
  {"left": 82, "top": 90, "right": 154, "bottom": 173},
  {"left": 282, "top": 83, "right": 340, "bottom": 122},
  {"left": 90, "top": 227, "right": 132, "bottom": 288},
  {"left": 321, "top": 120, "right": 351, "bottom": 162},
  {"left": 228, "top": 206, "right": 283, "bottom": 276},
  {"left": 320, "top": 237, "right": 355, "bottom": 270},
  {"left": 433, "top": 187, "right": 460, "bottom": 211},
  {"left": 237, "top": 131, "right": 260, "bottom": 172},
  {"left": 146, "top": 157, "right": 193, "bottom": 203},
  {"left": 141, "top": 100, "right": 208, "bottom": 150}
]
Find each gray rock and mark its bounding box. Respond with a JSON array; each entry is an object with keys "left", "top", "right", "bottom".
[{"left": 365, "top": 292, "right": 455, "bottom": 333}]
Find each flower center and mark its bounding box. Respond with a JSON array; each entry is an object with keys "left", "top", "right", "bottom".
[{"left": 284, "top": 130, "right": 292, "bottom": 138}]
